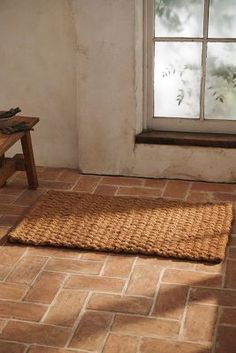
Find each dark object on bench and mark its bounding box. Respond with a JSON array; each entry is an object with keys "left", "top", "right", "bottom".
[{"left": 0, "top": 107, "right": 21, "bottom": 119}]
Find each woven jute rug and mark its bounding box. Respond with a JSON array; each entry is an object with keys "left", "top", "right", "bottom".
[{"left": 9, "top": 190, "right": 233, "bottom": 263}]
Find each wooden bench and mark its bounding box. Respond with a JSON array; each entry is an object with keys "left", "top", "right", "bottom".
[{"left": 0, "top": 116, "right": 39, "bottom": 189}]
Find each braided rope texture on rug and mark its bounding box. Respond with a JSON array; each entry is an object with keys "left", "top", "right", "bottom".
[{"left": 9, "top": 190, "right": 233, "bottom": 263}]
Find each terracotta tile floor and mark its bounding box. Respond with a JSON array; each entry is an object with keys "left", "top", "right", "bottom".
[{"left": 0, "top": 167, "right": 235, "bottom": 353}]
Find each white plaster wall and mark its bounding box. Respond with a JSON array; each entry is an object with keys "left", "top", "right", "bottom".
[
  {"left": 0, "top": 0, "right": 78, "bottom": 168},
  {"left": 71, "top": 0, "right": 136, "bottom": 176},
  {"left": 1, "top": 0, "right": 236, "bottom": 181},
  {"left": 74, "top": 0, "right": 236, "bottom": 182}
]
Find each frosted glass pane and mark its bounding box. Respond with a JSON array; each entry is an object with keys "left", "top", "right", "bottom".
[
  {"left": 155, "top": 0, "right": 204, "bottom": 37},
  {"left": 209, "top": 0, "right": 236, "bottom": 38},
  {"left": 205, "top": 43, "right": 236, "bottom": 120},
  {"left": 154, "top": 42, "right": 201, "bottom": 118}
]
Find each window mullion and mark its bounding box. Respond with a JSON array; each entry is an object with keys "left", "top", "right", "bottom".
[
  {"left": 144, "top": 0, "right": 155, "bottom": 129},
  {"left": 200, "top": 0, "right": 210, "bottom": 121}
]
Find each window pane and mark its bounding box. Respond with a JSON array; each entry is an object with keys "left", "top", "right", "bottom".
[
  {"left": 154, "top": 42, "right": 201, "bottom": 118},
  {"left": 154, "top": 0, "right": 204, "bottom": 37},
  {"left": 209, "top": 0, "right": 236, "bottom": 38},
  {"left": 205, "top": 43, "right": 236, "bottom": 120}
]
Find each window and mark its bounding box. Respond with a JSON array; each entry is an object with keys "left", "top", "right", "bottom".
[{"left": 144, "top": 0, "right": 236, "bottom": 133}]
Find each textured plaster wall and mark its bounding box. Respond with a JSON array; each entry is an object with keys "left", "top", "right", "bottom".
[
  {"left": 1, "top": 0, "right": 236, "bottom": 181},
  {"left": 71, "top": 0, "right": 136, "bottom": 176},
  {"left": 0, "top": 0, "right": 78, "bottom": 167}
]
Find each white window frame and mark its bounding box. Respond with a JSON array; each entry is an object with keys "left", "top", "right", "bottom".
[{"left": 144, "top": 0, "right": 236, "bottom": 134}]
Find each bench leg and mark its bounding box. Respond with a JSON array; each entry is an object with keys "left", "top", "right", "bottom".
[
  {"left": 0, "top": 154, "right": 6, "bottom": 187},
  {"left": 21, "top": 131, "right": 38, "bottom": 190}
]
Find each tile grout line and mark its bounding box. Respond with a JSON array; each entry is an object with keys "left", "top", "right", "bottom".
[
  {"left": 140, "top": 178, "right": 146, "bottom": 187},
  {"left": 21, "top": 256, "right": 51, "bottom": 300},
  {"left": 160, "top": 180, "right": 169, "bottom": 198},
  {"left": 209, "top": 191, "right": 215, "bottom": 203},
  {"left": 90, "top": 177, "right": 103, "bottom": 195},
  {"left": 34, "top": 269, "right": 125, "bottom": 280},
  {"left": 3, "top": 246, "right": 30, "bottom": 282},
  {"left": 122, "top": 257, "right": 138, "bottom": 296},
  {"left": 14, "top": 189, "right": 49, "bottom": 208},
  {"left": 99, "top": 313, "right": 116, "bottom": 353},
  {"left": 0, "top": 338, "right": 30, "bottom": 351},
  {"left": 61, "top": 288, "right": 137, "bottom": 297},
  {"left": 3, "top": 255, "right": 49, "bottom": 287},
  {"left": 55, "top": 169, "right": 67, "bottom": 181},
  {"left": 0, "top": 319, "right": 9, "bottom": 334},
  {"left": 220, "top": 259, "right": 227, "bottom": 289},
  {"left": 218, "top": 322, "right": 236, "bottom": 328},
  {"left": 0, "top": 338, "right": 92, "bottom": 353},
  {"left": 211, "top": 306, "right": 222, "bottom": 353},
  {"left": 0, "top": 330, "right": 220, "bottom": 347},
  {"left": 136, "top": 336, "right": 143, "bottom": 353},
  {"left": 39, "top": 272, "right": 70, "bottom": 323},
  {"left": 70, "top": 175, "right": 82, "bottom": 191},
  {"left": 149, "top": 267, "right": 165, "bottom": 316},
  {"left": 0, "top": 297, "right": 48, "bottom": 306},
  {"left": 114, "top": 187, "right": 120, "bottom": 196},
  {"left": 7, "top": 188, "right": 27, "bottom": 204},
  {"left": 69, "top": 175, "right": 83, "bottom": 192},
  {"left": 99, "top": 256, "right": 110, "bottom": 277},
  {"left": 101, "top": 328, "right": 214, "bottom": 343},
  {"left": 160, "top": 281, "right": 231, "bottom": 291},
  {"left": 178, "top": 287, "right": 191, "bottom": 341},
  {"left": 82, "top": 310, "right": 185, "bottom": 321},
  {"left": 17, "top": 268, "right": 107, "bottom": 277},
  {"left": 3, "top": 317, "right": 71, "bottom": 329},
  {"left": 24, "top": 344, "right": 30, "bottom": 353},
  {"left": 183, "top": 181, "right": 193, "bottom": 202},
  {"left": 97, "top": 176, "right": 105, "bottom": 186},
  {"left": 22, "top": 253, "right": 102, "bottom": 261},
  {"left": 64, "top": 290, "right": 93, "bottom": 348},
  {"left": 144, "top": 336, "right": 214, "bottom": 346}
]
